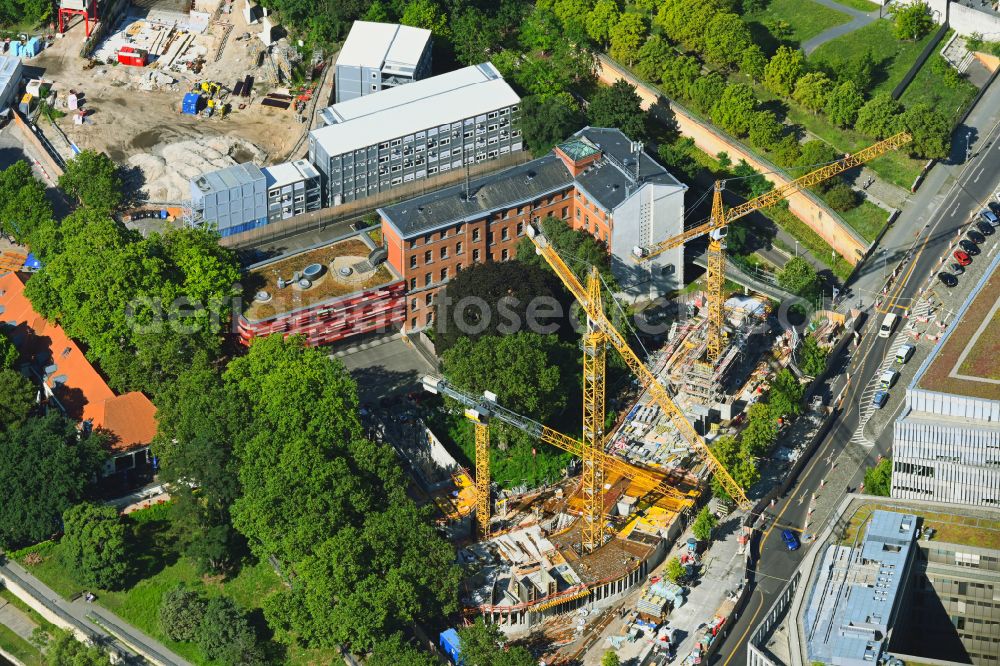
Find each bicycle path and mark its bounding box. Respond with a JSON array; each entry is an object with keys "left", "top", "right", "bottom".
[{"left": 802, "top": 0, "right": 880, "bottom": 55}]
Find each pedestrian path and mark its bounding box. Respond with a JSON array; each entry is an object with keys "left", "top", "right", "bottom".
[
  {"left": 802, "top": 0, "right": 879, "bottom": 55},
  {"left": 0, "top": 596, "right": 38, "bottom": 641}
]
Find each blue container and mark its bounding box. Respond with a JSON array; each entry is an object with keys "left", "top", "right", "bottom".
[
  {"left": 160, "top": 209, "right": 168, "bottom": 219},
  {"left": 25, "top": 37, "right": 40, "bottom": 57},
  {"left": 182, "top": 92, "right": 202, "bottom": 114},
  {"left": 439, "top": 629, "right": 462, "bottom": 666}
]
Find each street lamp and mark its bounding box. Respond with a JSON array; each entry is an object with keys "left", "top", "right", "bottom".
[{"left": 795, "top": 240, "right": 799, "bottom": 257}]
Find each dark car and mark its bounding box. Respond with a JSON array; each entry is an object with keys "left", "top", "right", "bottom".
[
  {"left": 959, "top": 239, "right": 980, "bottom": 256},
  {"left": 976, "top": 220, "right": 995, "bottom": 236},
  {"left": 967, "top": 229, "right": 986, "bottom": 244},
  {"left": 782, "top": 529, "right": 800, "bottom": 551},
  {"left": 950, "top": 262, "right": 965, "bottom": 275},
  {"left": 954, "top": 250, "right": 972, "bottom": 266},
  {"left": 937, "top": 272, "right": 958, "bottom": 288},
  {"left": 872, "top": 390, "right": 890, "bottom": 409}
]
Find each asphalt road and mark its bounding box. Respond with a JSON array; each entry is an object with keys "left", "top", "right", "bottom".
[{"left": 710, "top": 96, "right": 1000, "bottom": 666}]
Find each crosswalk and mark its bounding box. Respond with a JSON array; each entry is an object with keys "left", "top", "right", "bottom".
[{"left": 851, "top": 335, "right": 913, "bottom": 446}]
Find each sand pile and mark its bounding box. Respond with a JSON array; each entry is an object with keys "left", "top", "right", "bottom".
[{"left": 130, "top": 135, "right": 265, "bottom": 202}]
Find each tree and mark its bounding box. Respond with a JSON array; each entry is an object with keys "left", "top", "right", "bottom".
[
  {"left": 552, "top": 0, "right": 593, "bottom": 44},
  {"left": 825, "top": 182, "right": 859, "bottom": 211},
  {"left": 60, "top": 503, "right": 128, "bottom": 590},
  {"left": 777, "top": 256, "right": 820, "bottom": 300},
  {"left": 450, "top": 8, "right": 502, "bottom": 66},
  {"left": 519, "top": 94, "right": 584, "bottom": 155},
  {"left": 369, "top": 634, "right": 440, "bottom": 666},
  {"left": 800, "top": 335, "right": 829, "bottom": 376},
  {"left": 57, "top": 150, "right": 122, "bottom": 212},
  {"left": 586, "top": 0, "right": 619, "bottom": 46},
  {"left": 769, "top": 368, "right": 804, "bottom": 419},
  {"left": 664, "top": 556, "right": 686, "bottom": 583},
  {"left": 834, "top": 49, "right": 878, "bottom": 93},
  {"left": 660, "top": 54, "right": 702, "bottom": 100},
  {"left": 741, "top": 45, "right": 768, "bottom": 81},
  {"left": 704, "top": 12, "right": 754, "bottom": 70},
  {"left": 763, "top": 46, "right": 804, "bottom": 97},
  {"left": 0, "top": 329, "right": 17, "bottom": 369},
  {"left": 196, "top": 596, "right": 263, "bottom": 666},
  {"left": 362, "top": 0, "right": 389, "bottom": 21},
  {"left": 0, "top": 413, "right": 104, "bottom": 549},
  {"left": 793, "top": 72, "right": 833, "bottom": 115},
  {"left": 457, "top": 619, "right": 535, "bottom": 666},
  {"left": 655, "top": 0, "right": 725, "bottom": 53},
  {"left": 658, "top": 138, "right": 700, "bottom": 182},
  {"left": 691, "top": 506, "right": 718, "bottom": 542},
  {"left": 687, "top": 72, "right": 727, "bottom": 116},
  {"left": 634, "top": 34, "right": 671, "bottom": 83},
  {"left": 0, "top": 160, "right": 52, "bottom": 242},
  {"left": 710, "top": 435, "right": 760, "bottom": 501},
  {"left": 856, "top": 93, "right": 903, "bottom": 139},
  {"left": 797, "top": 140, "right": 837, "bottom": 170},
  {"left": 38, "top": 628, "right": 110, "bottom": 666},
  {"left": 602, "top": 651, "right": 621, "bottom": 666},
  {"left": 742, "top": 402, "right": 778, "bottom": 457},
  {"left": 824, "top": 81, "right": 864, "bottom": 128},
  {"left": 891, "top": 0, "right": 934, "bottom": 40},
  {"left": 772, "top": 134, "right": 802, "bottom": 167},
  {"left": 748, "top": 110, "right": 784, "bottom": 150},
  {"left": 588, "top": 79, "right": 646, "bottom": 140},
  {"left": 400, "top": 0, "right": 448, "bottom": 37},
  {"left": 902, "top": 102, "right": 952, "bottom": 159},
  {"left": 711, "top": 84, "right": 757, "bottom": 137},
  {"left": 0, "top": 369, "right": 35, "bottom": 431},
  {"left": 864, "top": 458, "right": 892, "bottom": 496},
  {"left": 433, "top": 260, "right": 575, "bottom": 354},
  {"left": 158, "top": 585, "right": 207, "bottom": 642},
  {"left": 520, "top": 6, "right": 562, "bottom": 53},
  {"left": 609, "top": 13, "right": 648, "bottom": 68}
]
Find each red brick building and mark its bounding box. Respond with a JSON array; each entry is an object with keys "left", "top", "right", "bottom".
[{"left": 378, "top": 128, "right": 687, "bottom": 331}]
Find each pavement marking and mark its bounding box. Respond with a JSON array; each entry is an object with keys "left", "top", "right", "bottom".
[
  {"left": 722, "top": 588, "right": 764, "bottom": 666},
  {"left": 974, "top": 167, "right": 985, "bottom": 183}
]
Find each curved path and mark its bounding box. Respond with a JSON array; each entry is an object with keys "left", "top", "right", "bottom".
[{"left": 802, "top": 0, "right": 881, "bottom": 55}]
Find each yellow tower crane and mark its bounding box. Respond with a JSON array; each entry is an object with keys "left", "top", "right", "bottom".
[
  {"left": 581, "top": 270, "right": 608, "bottom": 552},
  {"left": 633, "top": 132, "right": 912, "bottom": 363},
  {"left": 421, "top": 376, "right": 696, "bottom": 541}
]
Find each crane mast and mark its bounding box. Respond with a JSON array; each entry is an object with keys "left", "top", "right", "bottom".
[
  {"left": 635, "top": 131, "right": 912, "bottom": 363},
  {"left": 581, "top": 269, "right": 608, "bottom": 553}
]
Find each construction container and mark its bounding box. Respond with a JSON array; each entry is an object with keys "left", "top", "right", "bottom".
[
  {"left": 439, "top": 629, "right": 462, "bottom": 665},
  {"left": 18, "top": 93, "right": 33, "bottom": 115},
  {"left": 181, "top": 92, "right": 202, "bottom": 115},
  {"left": 118, "top": 45, "right": 148, "bottom": 67},
  {"left": 24, "top": 37, "right": 41, "bottom": 57},
  {"left": 67, "top": 93, "right": 78, "bottom": 110}
]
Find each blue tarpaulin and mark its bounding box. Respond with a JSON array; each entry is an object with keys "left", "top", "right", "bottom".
[{"left": 23, "top": 253, "right": 41, "bottom": 270}]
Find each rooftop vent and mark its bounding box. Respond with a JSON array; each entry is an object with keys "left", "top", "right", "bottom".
[
  {"left": 297, "top": 278, "right": 312, "bottom": 289},
  {"left": 254, "top": 290, "right": 272, "bottom": 303},
  {"left": 339, "top": 266, "right": 353, "bottom": 277},
  {"left": 52, "top": 374, "right": 68, "bottom": 385},
  {"left": 302, "top": 263, "right": 324, "bottom": 280}
]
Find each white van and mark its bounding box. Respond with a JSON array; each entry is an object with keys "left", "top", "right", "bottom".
[{"left": 879, "top": 313, "right": 898, "bottom": 338}]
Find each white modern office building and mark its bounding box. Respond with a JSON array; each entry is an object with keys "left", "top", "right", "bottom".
[
  {"left": 334, "top": 21, "right": 432, "bottom": 103},
  {"left": 309, "top": 62, "right": 522, "bottom": 207},
  {"left": 891, "top": 252, "right": 1000, "bottom": 507}
]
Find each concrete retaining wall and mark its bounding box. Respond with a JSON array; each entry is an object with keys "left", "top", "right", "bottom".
[
  {"left": 595, "top": 55, "right": 869, "bottom": 265},
  {"left": 0, "top": 574, "right": 90, "bottom": 643},
  {"left": 12, "top": 113, "right": 65, "bottom": 182}
]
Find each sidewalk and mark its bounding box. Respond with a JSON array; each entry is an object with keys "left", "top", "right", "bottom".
[
  {"left": 0, "top": 596, "right": 38, "bottom": 642},
  {"left": 0, "top": 559, "right": 192, "bottom": 666},
  {"left": 802, "top": 0, "right": 879, "bottom": 55}
]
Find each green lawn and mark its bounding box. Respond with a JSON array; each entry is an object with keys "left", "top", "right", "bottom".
[
  {"left": 828, "top": 0, "right": 880, "bottom": 11},
  {"left": 899, "top": 54, "right": 978, "bottom": 118},
  {"left": 809, "top": 19, "right": 939, "bottom": 97},
  {"left": 839, "top": 199, "right": 889, "bottom": 242},
  {"left": 743, "top": 0, "right": 851, "bottom": 47},
  {"left": 0, "top": 622, "right": 43, "bottom": 666},
  {"left": 10, "top": 506, "right": 337, "bottom": 666}
]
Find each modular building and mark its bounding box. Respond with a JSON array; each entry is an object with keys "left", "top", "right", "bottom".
[
  {"left": 262, "top": 159, "right": 322, "bottom": 222},
  {"left": 190, "top": 162, "right": 267, "bottom": 237},
  {"left": 0, "top": 55, "right": 23, "bottom": 116},
  {"left": 334, "top": 21, "right": 432, "bottom": 103},
  {"left": 309, "top": 62, "right": 522, "bottom": 208},
  {"left": 377, "top": 128, "right": 687, "bottom": 331}
]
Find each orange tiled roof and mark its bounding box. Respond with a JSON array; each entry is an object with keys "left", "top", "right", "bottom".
[{"left": 0, "top": 272, "right": 157, "bottom": 451}]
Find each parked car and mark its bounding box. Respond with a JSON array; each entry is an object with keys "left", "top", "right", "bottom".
[
  {"left": 959, "top": 239, "right": 980, "bottom": 256},
  {"left": 967, "top": 229, "right": 986, "bottom": 244},
  {"left": 895, "top": 344, "right": 915, "bottom": 365},
  {"left": 979, "top": 209, "right": 999, "bottom": 227},
  {"left": 976, "top": 220, "right": 995, "bottom": 236},
  {"left": 782, "top": 529, "right": 800, "bottom": 551},
  {"left": 954, "top": 250, "right": 972, "bottom": 266},
  {"left": 879, "top": 368, "right": 900, "bottom": 389},
  {"left": 937, "top": 272, "right": 958, "bottom": 288},
  {"left": 949, "top": 262, "right": 965, "bottom": 275},
  {"left": 872, "top": 390, "right": 890, "bottom": 409}
]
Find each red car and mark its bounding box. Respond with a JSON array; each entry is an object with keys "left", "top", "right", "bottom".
[{"left": 954, "top": 250, "right": 972, "bottom": 266}]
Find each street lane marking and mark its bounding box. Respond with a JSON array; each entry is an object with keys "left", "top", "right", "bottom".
[
  {"left": 722, "top": 589, "right": 764, "bottom": 666},
  {"left": 974, "top": 167, "right": 985, "bottom": 183}
]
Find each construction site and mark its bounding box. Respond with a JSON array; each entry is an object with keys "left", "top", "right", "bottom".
[
  {"left": 23, "top": 0, "right": 325, "bottom": 202},
  {"left": 385, "top": 133, "right": 914, "bottom": 664}
]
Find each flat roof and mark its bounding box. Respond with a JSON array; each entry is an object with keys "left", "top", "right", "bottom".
[
  {"left": 262, "top": 159, "right": 319, "bottom": 189},
  {"left": 378, "top": 127, "right": 685, "bottom": 239},
  {"left": 0, "top": 55, "right": 20, "bottom": 92},
  {"left": 914, "top": 251, "right": 1000, "bottom": 401},
  {"left": 337, "top": 21, "right": 430, "bottom": 70},
  {"left": 311, "top": 63, "right": 519, "bottom": 156},
  {"left": 243, "top": 234, "right": 399, "bottom": 322},
  {"left": 192, "top": 162, "right": 264, "bottom": 194}
]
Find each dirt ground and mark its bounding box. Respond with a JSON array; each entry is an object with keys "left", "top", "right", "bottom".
[{"left": 27, "top": 0, "right": 318, "bottom": 202}]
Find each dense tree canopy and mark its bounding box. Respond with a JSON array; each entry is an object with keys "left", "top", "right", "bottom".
[
  {"left": 197, "top": 596, "right": 264, "bottom": 666},
  {"left": 369, "top": 634, "right": 440, "bottom": 666},
  {"left": 709, "top": 435, "right": 760, "bottom": 502},
  {"left": 691, "top": 506, "right": 718, "bottom": 541},
  {"left": 763, "top": 46, "right": 804, "bottom": 97},
  {"left": 38, "top": 628, "right": 110, "bottom": 666},
  {"left": 741, "top": 402, "right": 778, "bottom": 457},
  {"left": 0, "top": 160, "right": 51, "bottom": 242},
  {"left": 824, "top": 81, "right": 865, "bottom": 128},
  {"left": 777, "top": 256, "right": 821, "bottom": 301},
  {"left": 856, "top": 93, "right": 903, "bottom": 139},
  {"left": 159, "top": 585, "right": 207, "bottom": 642},
  {"left": 711, "top": 84, "right": 757, "bottom": 137},
  {"left": 588, "top": 79, "right": 646, "bottom": 141},
  {"left": 457, "top": 619, "right": 536, "bottom": 666},
  {"left": 903, "top": 102, "right": 952, "bottom": 159},
  {"left": 768, "top": 368, "right": 804, "bottom": 419},
  {"left": 57, "top": 150, "right": 122, "bottom": 213},
  {"left": 864, "top": 458, "right": 892, "bottom": 496},
  {"left": 792, "top": 72, "right": 833, "bottom": 115},
  {"left": 800, "top": 335, "right": 830, "bottom": 376},
  {"left": 0, "top": 413, "right": 104, "bottom": 549},
  {"left": 0, "top": 369, "right": 35, "bottom": 431},
  {"left": 891, "top": 0, "right": 934, "bottom": 41},
  {"left": 518, "top": 94, "right": 585, "bottom": 155},
  {"left": 60, "top": 503, "right": 128, "bottom": 590}
]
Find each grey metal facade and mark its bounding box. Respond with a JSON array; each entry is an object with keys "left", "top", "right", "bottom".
[
  {"left": 263, "top": 160, "right": 322, "bottom": 223},
  {"left": 311, "top": 105, "right": 522, "bottom": 207},
  {"left": 189, "top": 163, "right": 267, "bottom": 237},
  {"left": 334, "top": 22, "right": 432, "bottom": 103},
  {"left": 335, "top": 53, "right": 432, "bottom": 103}
]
